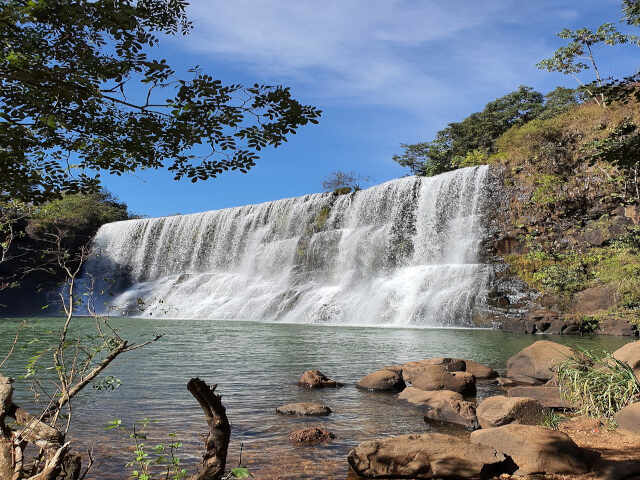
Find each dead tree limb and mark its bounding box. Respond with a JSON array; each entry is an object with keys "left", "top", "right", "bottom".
[{"left": 187, "top": 378, "right": 231, "bottom": 480}]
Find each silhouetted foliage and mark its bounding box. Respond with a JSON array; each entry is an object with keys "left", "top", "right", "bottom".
[
  {"left": 0, "top": 0, "right": 322, "bottom": 204},
  {"left": 322, "top": 170, "right": 370, "bottom": 193}
]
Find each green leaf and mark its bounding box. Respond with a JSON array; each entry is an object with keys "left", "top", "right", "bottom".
[{"left": 231, "top": 467, "right": 250, "bottom": 478}]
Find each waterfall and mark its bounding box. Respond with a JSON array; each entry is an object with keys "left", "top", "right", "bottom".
[{"left": 82, "top": 166, "right": 494, "bottom": 326}]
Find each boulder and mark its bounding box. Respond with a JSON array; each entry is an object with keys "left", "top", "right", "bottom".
[
  {"left": 476, "top": 395, "right": 543, "bottom": 429},
  {"left": 410, "top": 365, "right": 476, "bottom": 395},
  {"left": 470, "top": 424, "right": 593, "bottom": 475},
  {"left": 347, "top": 433, "right": 514, "bottom": 479},
  {"left": 464, "top": 360, "right": 498, "bottom": 379},
  {"left": 508, "top": 386, "right": 570, "bottom": 408},
  {"left": 614, "top": 402, "right": 640, "bottom": 434},
  {"left": 402, "top": 358, "right": 465, "bottom": 383},
  {"left": 398, "top": 387, "right": 478, "bottom": 430},
  {"left": 357, "top": 369, "right": 405, "bottom": 392},
  {"left": 298, "top": 370, "right": 342, "bottom": 388},
  {"left": 276, "top": 402, "right": 331, "bottom": 416},
  {"left": 572, "top": 286, "right": 617, "bottom": 313},
  {"left": 613, "top": 341, "right": 640, "bottom": 381},
  {"left": 506, "top": 340, "right": 572, "bottom": 383},
  {"left": 288, "top": 426, "right": 335, "bottom": 444}
]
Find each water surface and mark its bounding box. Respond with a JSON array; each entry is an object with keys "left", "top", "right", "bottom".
[{"left": 0, "top": 317, "right": 632, "bottom": 479}]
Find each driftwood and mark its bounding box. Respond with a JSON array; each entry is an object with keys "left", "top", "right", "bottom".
[{"left": 187, "top": 378, "right": 231, "bottom": 480}]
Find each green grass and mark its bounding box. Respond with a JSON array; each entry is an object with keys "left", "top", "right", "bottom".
[{"left": 557, "top": 348, "right": 640, "bottom": 423}]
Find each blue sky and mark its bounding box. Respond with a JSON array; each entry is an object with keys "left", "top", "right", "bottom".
[{"left": 101, "top": 0, "right": 638, "bottom": 217}]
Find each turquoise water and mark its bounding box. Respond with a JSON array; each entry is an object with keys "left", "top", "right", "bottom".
[{"left": 0, "top": 317, "right": 632, "bottom": 479}]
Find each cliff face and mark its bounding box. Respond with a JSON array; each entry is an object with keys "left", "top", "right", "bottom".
[{"left": 473, "top": 100, "right": 640, "bottom": 336}]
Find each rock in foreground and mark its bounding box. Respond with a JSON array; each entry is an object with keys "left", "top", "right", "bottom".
[
  {"left": 613, "top": 341, "right": 640, "bottom": 381},
  {"left": 470, "top": 424, "right": 593, "bottom": 475},
  {"left": 476, "top": 395, "right": 543, "bottom": 429},
  {"left": 357, "top": 369, "right": 405, "bottom": 391},
  {"left": 288, "top": 426, "right": 335, "bottom": 444},
  {"left": 614, "top": 402, "right": 640, "bottom": 434},
  {"left": 398, "top": 387, "right": 478, "bottom": 430},
  {"left": 410, "top": 365, "right": 476, "bottom": 395},
  {"left": 347, "top": 433, "right": 514, "bottom": 479},
  {"left": 506, "top": 340, "right": 572, "bottom": 383},
  {"left": 298, "top": 370, "right": 343, "bottom": 388},
  {"left": 276, "top": 402, "right": 331, "bottom": 416},
  {"left": 507, "top": 386, "right": 570, "bottom": 408}
]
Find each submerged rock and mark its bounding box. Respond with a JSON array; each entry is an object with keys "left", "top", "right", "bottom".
[
  {"left": 347, "top": 433, "right": 514, "bottom": 479},
  {"left": 298, "top": 370, "right": 343, "bottom": 388},
  {"left": 288, "top": 426, "right": 335, "bottom": 444},
  {"left": 357, "top": 369, "right": 405, "bottom": 392},
  {"left": 398, "top": 387, "right": 478, "bottom": 430},
  {"left": 476, "top": 395, "right": 543, "bottom": 429},
  {"left": 470, "top": 424, "right": 593, "bottom": 475},
  {"left": 506, "top": 340, "right": 572, "bottom": 383},
  {"left": 276, "top": 402, "right": 331, "bottom": 416},
  {"left": 410, "top": 365, "right": 476, "bottom": 395}
]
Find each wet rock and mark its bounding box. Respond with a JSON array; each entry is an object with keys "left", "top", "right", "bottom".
[
  {"left": 357, "top": 369, "right": 405, "bottom": 392},
  {"left": 507, "top": 386, "right": 570, "bottom": 408},
  {"left": 288, "top": 426, "right": 335, "bottom": 444},
  {"left": 347, "top": 433, "right": 514, "bottom": 479},
  {"left": 470, "top": 424, "right": 593, "bottom": 475},
  {"left": 464, "top": 360, "right": 498, "bottom": 379},
  {"left": 477, "top": 395, "right": 543, "bottom": 429},
  {"left": 614, "top": 402, "right": 640, "bottom": 434},
  {"left": 506, "top": 340, "right": 572, "bottom": 383},
  {"left": 410, "top": 365, "right": 476, "bottom": 395},
  {"left": 398, "top": 387, "right": 478, "bottom": 430},
  {"left": 276, "top": 402, "right": 331, "bottom": 416},
  {"left": 613, "top": 341, "right": 640, "bottom": 381},
  {"left": 298, "top": 370, "right": 343, "bottom": 388}
]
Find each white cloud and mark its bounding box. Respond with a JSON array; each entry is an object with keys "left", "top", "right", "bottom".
[{"left": 179, "top": 0, "right": 615, "bottom": 115}]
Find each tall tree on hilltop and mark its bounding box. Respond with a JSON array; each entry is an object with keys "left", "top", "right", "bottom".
[{"left": 0, "top": 0, "right": 322, "bottom": 204}]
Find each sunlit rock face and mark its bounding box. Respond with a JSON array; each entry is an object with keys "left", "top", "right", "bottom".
[{"left": 81, "top": 166, "right": 497, "bottom": 326}]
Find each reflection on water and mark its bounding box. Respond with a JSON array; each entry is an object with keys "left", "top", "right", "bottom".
[{"left": 0, "top": 317, "right": 631, "bottom": 479}]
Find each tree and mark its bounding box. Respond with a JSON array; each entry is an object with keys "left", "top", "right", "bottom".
[
  {"left": 321, "top": 170, "right": 370, "bottom": 193},
  {"left": 393, "top": 86, "right": 545, "bottom": 176},
  {"left": 623, "top": 0, "right": 640, "bottom": 26},
  {"left": 536, "top": 23, "right": 639, "bottom": 104},
  {"left": 0, "top": 0, "right": 322, "bottom": 204},
  {"left": 538, "top": 86, "right": 583, "bottom": 120}
]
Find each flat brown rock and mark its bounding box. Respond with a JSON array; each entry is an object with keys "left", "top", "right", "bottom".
[
  {"left": 357, "top": 369, "right": 405, "bottom": 391},
  {"left": 348, "top": 433, "right": 513, "bottom": 479},
  {"left": 411, "top": 365, "right": 476, "bottom": 395},
  {"left": 615, "top": 402, "right": 640, "bottom": 434},
  {"left": 464, "top": 360, "right": 498, "bottom": 379},
  {"left": 288, "top": 426, "right": 335, "bottom": 444},
  {"left": 276, "top": 402, "right": 331, "bottom": 416},
  {"left": 477, "top": 395, "right": 543, "bottom": 429},
  {"left": 508, "top": 386, "right": 570, "bottom": 408},
  {"left": 470, "top": 424, "right": 593, "bottom": 475},
  {"left": 298, "top": 370, "right": 343, "bottom": 388},
  {"left": 402, "top": 358, "right": 465, "bottom": 383},
  {"left": 398, "top": 387, "right": 478, "bottom": 430},
  {"left": 506, "top": 340, "right": 572, "bottom": 383}
]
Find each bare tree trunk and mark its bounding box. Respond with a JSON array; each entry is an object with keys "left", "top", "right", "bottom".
[{"left": 187, "top": 379, "right": 231, "bottom": 480}]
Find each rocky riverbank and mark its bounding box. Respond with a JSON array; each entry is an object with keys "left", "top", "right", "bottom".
[{"left": 271, "top": 339, "right": 640, "bottom": 479}]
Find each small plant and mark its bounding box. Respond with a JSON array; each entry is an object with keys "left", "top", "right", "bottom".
[
  {"left": 557, "top": 348, "right": 640, "bottom": 423},
  {"left": 541, "top": 409, "right": 565, "bottom": 430}
]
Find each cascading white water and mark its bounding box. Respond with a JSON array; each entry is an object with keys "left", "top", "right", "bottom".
[{"left": 82, "top": 166, "right": 494, "bottom": 326}]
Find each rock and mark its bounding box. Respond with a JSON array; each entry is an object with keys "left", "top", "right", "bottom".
[
  {"left": 410, "top": 365, "right": 476, "bottom": 395},
  {"left": 298, "top": 370, "right": 342, "bottom": 388},
  {"left": 470, "top": 424, "right": 593, "bottom": 475},
  {"left": 613, "top": 341, "right": 640, "bottom": 381},
  {"left": 464, "top": 360, "right": 498, "bottom": 379},
  {"left": 506, "top": 340, "right": 572, "bottom": 383},
  {"left": 598, "top": 316, "right": 638, "bottom": 336},
  {"left": 572, "top": 286, "right": 617, "bottom": 314},
  {"left": 398, "top": 387, "right": 478, "bottom": 430},
  {"left": 276, "top": 402, "right": 331, "bottom": 416},
  {"left": 614, "top": 402, "right": 640, "bottom": 434},
  {"left": 382, "top": 364, "right": 404, "bottom": 374},
  {"left": 347, "top": 433, "right": 514, "bottom": 479},
  {"left": 288, "top": 426, "right": 335, "bottom": 444},
  {"left": 402, "top": 358, "right": 465, "bottom": 383},
  {"left": 476, "top": 395, "right": 543, "bottom": 429},
  {"left": 508, "top": 386, "right": 570, "bottom": 408},
  {"left": 357, "top": 369, "right": 405, "bottom": 392},
  {"left": 497, "top": 377, "right": 518, "bottom": 388}
]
